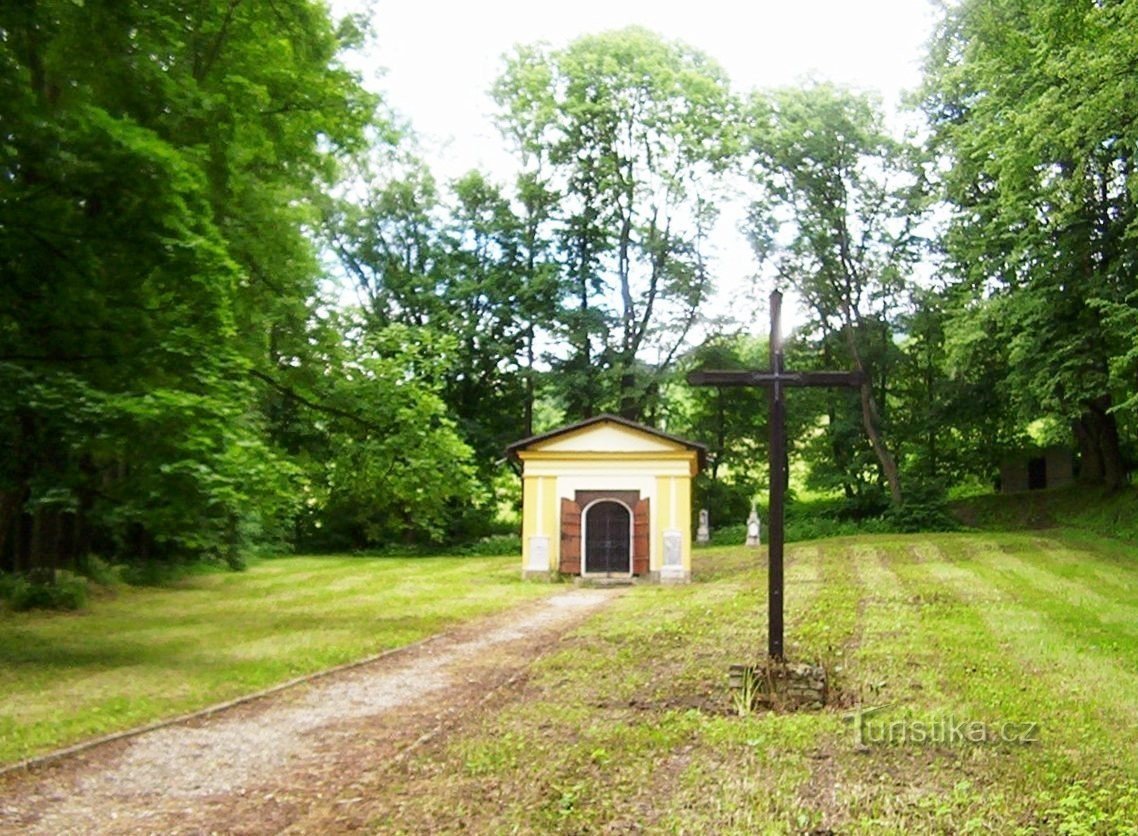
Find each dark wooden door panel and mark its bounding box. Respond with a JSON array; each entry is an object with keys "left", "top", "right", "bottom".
[{"left": 585, "top": 501, "right": 630, "bottom": 574}]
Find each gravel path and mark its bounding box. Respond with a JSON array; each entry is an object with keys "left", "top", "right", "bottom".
[{"left": 0, "top": 588, "right": 618, "bottom": 835}]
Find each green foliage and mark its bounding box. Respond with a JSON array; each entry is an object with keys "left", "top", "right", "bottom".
[
  {"left": 0, "top": 571, "right": 88, "bottom": 612},
  {"left": 1043, "top": 781, "right": 1138, "bottom": 836},
  {"left": 882, "top": 480, "right": 959, "bottom": 534},
  {"left": 7, "top": 0, "right": 1138, "bottom": 579},
  {"left": 329, "top": 154, "right": 562, "bottom": 478},
  {"left": 921, "top": 0, "right": 1138, "bottom": 488},
  {"left": 286, "top": 319, "right": 480, "bottom": 550},
  {"left": 703, "top": 523, "right": 748, "bottom": 546},
  {"left": 494, "top": 27, "right": 737, "bottom": 420},
  {"left": 742, "top": 82, "right": 925, "bottom": 506},
  {"left": 455, "top": 534, "right": 523, "bottom": 557},
  {"left": 74, "top": 554, "right": 122, "bottom": 587},
  {"left": 695, "top": 495, "right": 917, "bottom": 545},
  {"left": 693, "top": 477, "right": 759, "bottom": 533},
  {"left": 0, "top": 0, "right": 398, "bottom": 575},
  {"left": 676, "top": 336, "right": 770, "bottom": 489}
]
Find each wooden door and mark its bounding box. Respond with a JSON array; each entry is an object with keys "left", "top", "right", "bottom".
[
  {"left": 559, "top": 498, "right": 581, "bottom": 574},
  {"left": 584, "top": 501, "right": 631, "bottom": 574}
]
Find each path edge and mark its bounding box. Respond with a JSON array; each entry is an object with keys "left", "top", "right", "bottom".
[{"left": 0, "top": 625, "right": 448, "bottom": 778}]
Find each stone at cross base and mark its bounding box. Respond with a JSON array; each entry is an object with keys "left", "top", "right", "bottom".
[
  {"left": 746, "top": 506, "right": 761, "bottom": 547},
  {"left": 696, "top": 508, "right": 710, "bottom": 544}
]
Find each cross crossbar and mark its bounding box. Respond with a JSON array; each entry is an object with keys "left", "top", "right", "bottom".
[
  {"left": 686, "top": 289, "right": 864, "bottom": 661},
  {"left": 686, "top": 370, "right": 865, "bottom": 388}
]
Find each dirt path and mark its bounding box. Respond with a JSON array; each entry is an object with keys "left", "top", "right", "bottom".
[{"left": 0, "top": 588, "right": 620, "bottom": 835}]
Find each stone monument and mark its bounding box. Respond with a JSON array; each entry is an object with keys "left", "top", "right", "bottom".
[
  {"left": 696, "top": 508, "right": 710, "bottom": 544},
  {"left": 661, "top": 529, "right": 687, "bottom": 583},
  {"left": 746, "top": 506, "right": 761, "bottom": 547}
]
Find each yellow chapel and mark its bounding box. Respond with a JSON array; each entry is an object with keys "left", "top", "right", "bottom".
[{"left": 506, "top": 414, "right": 706, "bottom": 583}]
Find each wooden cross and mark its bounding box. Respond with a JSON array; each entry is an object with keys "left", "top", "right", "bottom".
[{"left": 687, "top": 290, "right": 864, "bottom": 660}]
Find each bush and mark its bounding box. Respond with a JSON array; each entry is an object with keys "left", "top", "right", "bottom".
[
  {"left": 884, "top": 480, "right": 958, "bottom": 533},
  {"left": 693, "top": 476, "right": 758, "bottom": 529},
  {"left": 707, "top": 523, "right": 747, "bottom": 545},
  {"left": 119, "top": 559, "right": 204, "bottom": 587},
  {"left": 0, "top": 571, "right": 88, "bottom": 611},
  {"left": 455, "top": 534, "right": 522, "bottom": 556},
  {"left": 693, "top": 488, "right": 956, "bottom": 547},
  {"left": 75, "top": 553, "right": 123, "bottom": 586}
]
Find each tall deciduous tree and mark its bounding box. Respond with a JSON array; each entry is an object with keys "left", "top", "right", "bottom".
[
  {"left": 329, "top": 158, "right": 561, "bottom": 482},
  {"left": 493, "top": 27, "right": 737, "bottom": 421},
  {"left": 0, "top": 0, "right": 375, "bottom": 573},
  {"left": 921, "top": 0, "right": 1138, "bottom": 489},
  {"left": 743, "top": 84, "right": 927, "bottom": 506}
]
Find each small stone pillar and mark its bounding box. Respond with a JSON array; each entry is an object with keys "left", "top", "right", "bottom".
[
  {"left": 696, "top": 508, "right": 710, "bottom": 544},
  {"left": 660, "top": 529, "right": 687, "bottom": 583},
  {"left": 746, "top": 506, "right": 761, "bottom": 547}
]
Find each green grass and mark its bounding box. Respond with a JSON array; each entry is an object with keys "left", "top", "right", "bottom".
[
  {"left": 357, "top": 531, "right": 1138, "bottom": 833},
  {"left": 0, "top": 553, "right": 549, "bottom": 765}
]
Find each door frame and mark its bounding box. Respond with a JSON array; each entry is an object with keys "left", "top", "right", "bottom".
[{"left": 580, "top": 498, "right": 634, "bottom": 578}]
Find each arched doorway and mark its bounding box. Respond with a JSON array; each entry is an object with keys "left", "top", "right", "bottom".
[{"left": 583, "top": 500, "right": 632, "bottom": 575}]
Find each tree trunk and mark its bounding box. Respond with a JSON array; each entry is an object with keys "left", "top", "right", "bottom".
[
  {"left": 576, "top": 231, "right": 594, "bottom": 419},
  {"left": 523, "top": 324, "right": 535, "bottom": 438},
  {"left": 1074, "top": 396, "right": 1125, "bottom": 490},
  {"left": 844, "top": 324, "right": 903, "bottom": 506},
  {"left": 619, "top": 366, "right": 638, "bottom": 421},
  {"left": 0, "top": 491, "right": 14, "bottom": 573},
  {"left": 858, "top": 379, "right": 903, "bottom": 505}
]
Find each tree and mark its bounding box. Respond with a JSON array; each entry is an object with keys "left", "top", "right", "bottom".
[
  {"left": 0, "top": 0, "right": 375, "bottom": 574},
  {"left": 286, "top": 315, "right": 479, "bottom": 548},
  {"left": 743, "top": 84, "right": 927, "bottom": 506},
  {"left": 328, "top": 157, "right": 561, "bottom": 480},
  {"left": 921, "top": 0, "right": 1138, "bottom": 489},
  {"left": 493, "top": 27, "right": 737, "bottom": 421},
  {"left": 677, "top": 337, "right": 769, "bottom": 518},
  {"left": 892, "top": 289, "right": 1023, "bottom": 488}
]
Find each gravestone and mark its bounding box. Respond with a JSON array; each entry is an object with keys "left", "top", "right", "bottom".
[
  {"left": 696, "top": 508, "right": 710, "bottom": 544},
  {"left": 746, "top": 507, "right": 761, "bottom": 547}
]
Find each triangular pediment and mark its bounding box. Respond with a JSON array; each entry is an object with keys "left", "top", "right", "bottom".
[
  {"left": 507, "top": 414, "right": 706, "bottom": 466},
  {"left": 533, "top": 421, "right": 687, "bottom": 454}
]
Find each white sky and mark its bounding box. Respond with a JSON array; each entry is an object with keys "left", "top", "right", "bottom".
[{"left": 333, "top": 0, "right": 941, "bottom": 328}]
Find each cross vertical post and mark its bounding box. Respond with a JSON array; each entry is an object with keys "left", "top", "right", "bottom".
[{"left": 767, "top": 290, "right": 786, "bottom": 660}]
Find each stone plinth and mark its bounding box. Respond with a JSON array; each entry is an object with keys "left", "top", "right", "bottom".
[
  {"left": 696, "top": 508, "right": 710, "bottom": 544},
  {"left": 729, "top": 660, "right": 827, "bottom": 712}
]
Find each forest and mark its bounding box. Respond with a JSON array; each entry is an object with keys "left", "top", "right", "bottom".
[{"left": 1, "top": 0, "right": 1136, "bottom": 588}]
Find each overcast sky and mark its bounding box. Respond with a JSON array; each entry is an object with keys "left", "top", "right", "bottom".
[{"left": 333, "top": 0, "right": 941, "bottom": 325}]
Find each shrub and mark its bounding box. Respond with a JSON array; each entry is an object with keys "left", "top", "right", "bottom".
[
  {"left": 707, "top": 523, "right": 747, "bottom": 546},
  {"left": 693, "top": 476, "right": 758, "bottom": 529},
  {"left": 0, "top": 571, "right": 88, "bottom": 611},
  {"left": 75, "top": 553, "right": 123, "bottom": 586},
  {"left": 884, "top": 480, "right": 958, "bottom": 533},
  {"left": 455, "top": 534, "right": 523, "bottom": 557}
]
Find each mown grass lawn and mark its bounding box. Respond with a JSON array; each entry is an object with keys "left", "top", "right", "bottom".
[
  {"left": 358, "top": 531, "right": 1138, "bottom": 833},
  {"left": 0, "top": 554, "right": 551, "bottom": 765}
]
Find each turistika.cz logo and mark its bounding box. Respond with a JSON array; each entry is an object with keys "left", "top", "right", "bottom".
[{"left": 847, "top": 706, "right": 1040, "bottom": 747}]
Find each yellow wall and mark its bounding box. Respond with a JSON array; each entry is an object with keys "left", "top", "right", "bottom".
[
  {"left": 652, "top": 474, "right": 693, "bottom": 571},
  {"left": 521, "top": 474, "right": 559, "bottom": 572}
]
